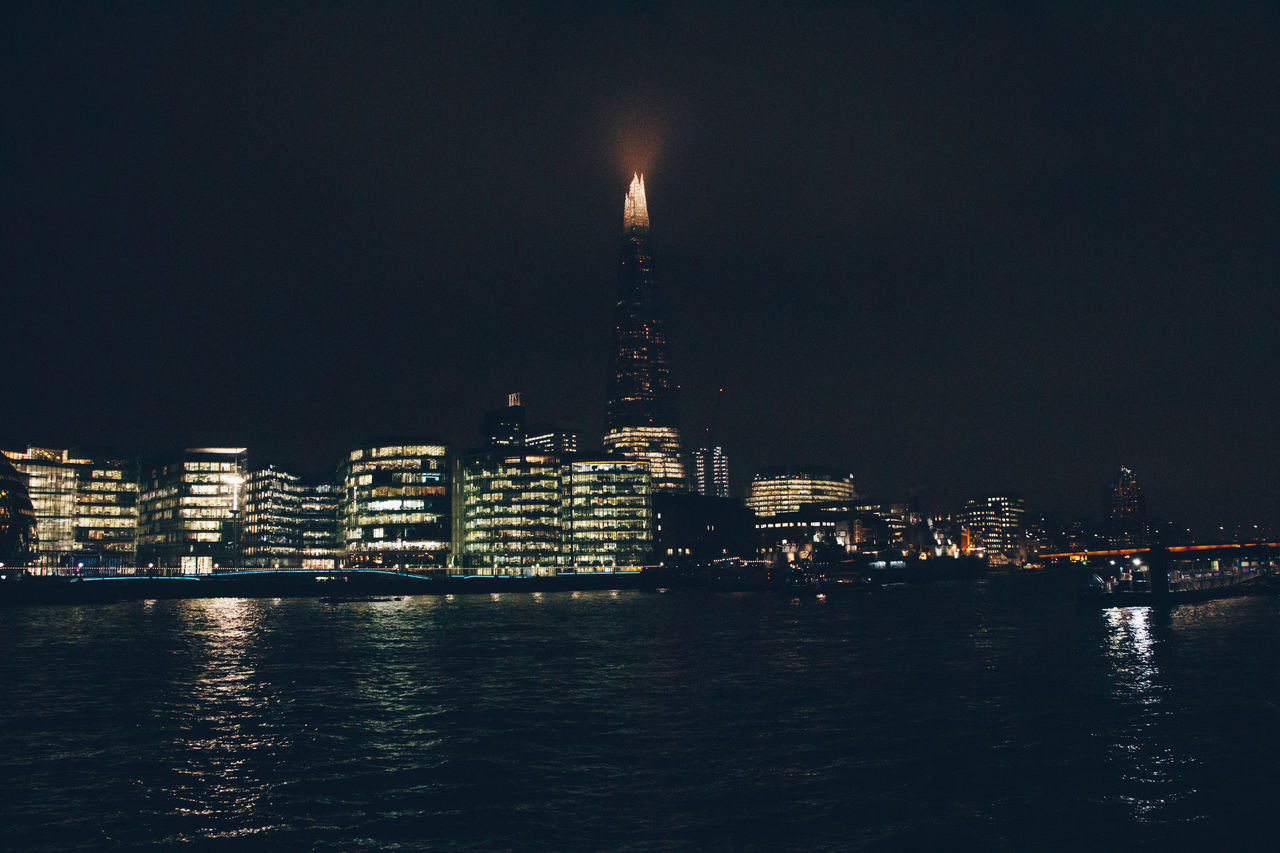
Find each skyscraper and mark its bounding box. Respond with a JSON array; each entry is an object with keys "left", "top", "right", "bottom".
[
  {"left": 691, "top": 442, "right": 730, "bottom": 498},
  {"left": 603, "top": 173, "right": 687, "bottom": 492},
  {"left": 1108, "top": 465, "right": 1148, "bottom": 547}
]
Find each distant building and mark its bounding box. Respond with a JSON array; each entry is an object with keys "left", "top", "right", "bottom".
[
  {"left": 1108, "top": 466, "right": 1148, "bottom": 547},
  {"left": 483, "top": 393, "right": 526, "bottom": 448},
  {"left": 961, "top": 494, "right": 1025, "bottom": 564},
  {"left": 526, "top": 429, "right": 580, "bottom": 456},
  {"left": 755, "top": 509, "right": 850, "bottom": 564},
  {"left": 137, "top": 447, "right": 246, "bottom": 571},
  {"left": 2, "top": 446, "right": 139, "bottom": 567},
  {"left": 745, "top": 469, "right": 858, "bottom": 517},
  {"left": 691, "top": 443, "right": 730, "bottom": 499},
  {"left": 457, "top": 450, "right": 563, "bottom": 568},
  {"left": 341, "top": 442, "right": 451, "bottom": 568},
  {"left": 602, "top": 174, "right": 686, "bottom": 492},
  {"left": 562, "top": 460, "right": 653, "bottom": 566}
]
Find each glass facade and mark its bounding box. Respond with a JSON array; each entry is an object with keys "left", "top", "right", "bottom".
[
  {"left": 1, "top": 446, "right": 138, "bottom": 567},
  {"left": 745, "top": 469, "right": 858, "bottom": 518},
  {"left": 459, "top": 451, "right": 562, "bottom": 567},
  {"left": 137, "top": 447, "right": 246, "bottom": 571},
  {"left": 242, "top": 467, "right": 303, "bottom": 568},
  {"left": 299, "top": 482, "right": 340, "bottom": 569},
  {"left": 241, "top": 468, "right": 341, "bottom": 568},
  {"left": 562, "top": 460, "right": 653, "bottom": 567},
  {"left": 0, "top": 455, "right": 37, "bottom": 565},
  {"left": 603, "top": 174, "right": 686, "bottom": 492},
  {"left": 341, "top": 443, "right": 451, "bottom": 568}
]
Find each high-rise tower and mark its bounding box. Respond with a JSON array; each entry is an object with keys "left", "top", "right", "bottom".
[{"left": 603, "top": 173, "right": 686, "bottom": 491}]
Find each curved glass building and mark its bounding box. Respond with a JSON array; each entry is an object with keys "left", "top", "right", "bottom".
[
  {"left": 0, "top": 455, "right": 36, "bottom": 565},
  {"left": 745, "top": 469, "right": 858, "bottom": 517}
]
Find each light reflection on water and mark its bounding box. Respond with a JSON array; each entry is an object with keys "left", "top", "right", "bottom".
[
  {"left": 1101, "top": 606, "right": 1196, "bottom": 822},
  {"left": 164, "top": 598, "right": 274, "bottom": 837},
  {"left": 3, "top": 578, "right": 1279, "bottom": 850}
]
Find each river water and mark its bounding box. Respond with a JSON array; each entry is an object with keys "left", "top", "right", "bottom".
[{"left": 2, "top": 573, "right": 1277, "bottom": 851}]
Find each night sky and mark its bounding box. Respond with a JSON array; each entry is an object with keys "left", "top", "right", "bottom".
[{"left": 5, "top": 3, "right": 1278, "bottom": 528}]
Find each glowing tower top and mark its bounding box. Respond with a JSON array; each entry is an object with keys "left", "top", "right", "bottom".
[
  {"left": 603, "top": 172, "right": 686, "bottom": 492},
  {"left": 624, "top": 173, "right": 650, "bottom": 229}
]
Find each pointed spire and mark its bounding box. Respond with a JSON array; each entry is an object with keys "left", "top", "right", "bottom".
[{"left": 624, "top": 172, "right": 649, "bottom": 229}]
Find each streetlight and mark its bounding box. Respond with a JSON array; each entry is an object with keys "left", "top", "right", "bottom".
[{"left": 221, "top": 473, "right": 246, "bottom": 570}]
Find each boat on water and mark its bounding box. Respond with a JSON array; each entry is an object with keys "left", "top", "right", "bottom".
[{"left": 1079, "top": 564, "right": 1275, "bottom": 606}]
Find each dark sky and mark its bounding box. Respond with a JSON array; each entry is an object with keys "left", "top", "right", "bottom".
[{"left": 5, "top": 2, "right": 1278, "bottom": 527}]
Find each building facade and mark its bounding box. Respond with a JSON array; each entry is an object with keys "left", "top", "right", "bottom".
[
  {"left": 1108, "top": 466, "right": 1148, "bottom": 548},
  {"left": 0, "top": 454, "right": 37, "bottom": 565},
  {"left": 241, "top": 466, "right": 303, "bottom": 568},
  {"left": 341, "top": 442, "right": 451, "bottom": 568},
  {"left": 457, "top": 450, "right": 563, "bottom": 568},
  {"left": 745, "top": 469, "right": 858, "bottom": 517},
  {"left": 299, "top": 482, "right": 341, "bottom": 568},
  {"left": 691, "top": 443, "right": 730, "bottom": 498},
  {"left": 526, "top": 429, "right": 580, "bottom": 455},
  {"left": 2, "top": 446, "right": 138, "bottom": 567},
  {"left": 961, "top": 494, "right": 1026, "bottom": 564},
  {"left": 562, "top": 460, "right": 653, "bottom": 567},
  {"left": 137, "top": 447, "right": 246, "bottom": 571},
  {"left": 602, "top": 174, "right": 687, "bottom": 492}
]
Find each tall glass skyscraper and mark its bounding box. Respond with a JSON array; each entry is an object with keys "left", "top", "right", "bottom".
[{"left": 603, "top": 173, "right": 686, "bottom": 491}]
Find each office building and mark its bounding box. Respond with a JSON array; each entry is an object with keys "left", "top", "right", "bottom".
[
  {"left": 960, "top": 494, "right": 1025, "bottom": 564},
  {"left": 457, "top": 450, "right": 563, "bottom": 567},
  {"left": 1108, "top": 466, "right": 1148, "bottom": 548},
  {"left": 241, "top": 466, "right": 303, "bottom": 568},
  {"left": 299, "top": 482, "right": 341, "bottom": 568},
  {"left": 526, "top": 429, "right": 580, "bottom": 455},
  {"left": 562, "top": 459, "right": 653, "bottom": 566},
  {"left": 691, "top": 442, "right": 730, "bottom": 498},
  {"left": 745, "top": 469, "right": 858, "bottom": 517},
  {"left": 341, "top": 442, "right": 451, "bottom": 568},
  {"left": 137, "top": 447, "right": 246, "bottom": 571},
  {"left": 602, "top": 174, "right": 687, "bottom": 492},
  {"left": 0, "top": 454, "right": 37, "bottom": 565},
  {"left": 2, "top": 446, "right": 138, "bottom": 567},
  {"left": 483, "top": 393, "right": 526, "bottom": 448}
]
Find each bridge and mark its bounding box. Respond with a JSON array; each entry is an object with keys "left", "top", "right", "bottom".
[{"left": 1042, "top": 542, "right": 1280, "bottom": 597}]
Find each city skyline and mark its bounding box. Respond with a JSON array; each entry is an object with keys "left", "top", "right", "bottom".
[{"left": 5, "top": 4, "right": 1278, "bottom": 528}]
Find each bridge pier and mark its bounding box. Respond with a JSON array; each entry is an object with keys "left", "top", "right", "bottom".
[{"left": 1147, "top": 547, "right": 1170, "bottom": 598}]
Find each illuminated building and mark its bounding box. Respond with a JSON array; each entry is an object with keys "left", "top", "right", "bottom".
[
  {"left": 602, "top": 173, "right": 687, "bottom": 492},
  {"left": 2, "top": 446, "right": 138, "bottom": 567},
  {"left": 526, "top": 429, "right": 580, "bottom": 455},
  {"left": 239, "top": 468, "right": 340, "bottom": 568},
  {"left": 458, "top": 450, "right": 563, "bottom": 567},
  {"left": 0, "top": 454, "right": 37, "bottom": 565},
  {"left": 691, "top": 443, "right": 730, "bottom": 498},
  {"left": 137, "top": 447, "right": 246, "bottom": 571},
  {"left": 241, "top": 466, "right": 303, "bottom": 568},
  {"left": 1108, "top": 466, "right": 1148, "bottom": 548},
  {"left": 755, "top": 511, "right": 850, "bottom": 564},
  {"left": 562, "top": 460, "right": 653, "bottom": 566},
  {"left": 341, "top": 442, "right": 451, "bottom": 568},
  {"left": 960, "top": 494, "right": 1025, "bottom": 564},
  {"left": 745, "top": 469, "right": 858, "bottom": 517},
  {"left": 299, "top": 482, "right": 341, "bottom": 568}
]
